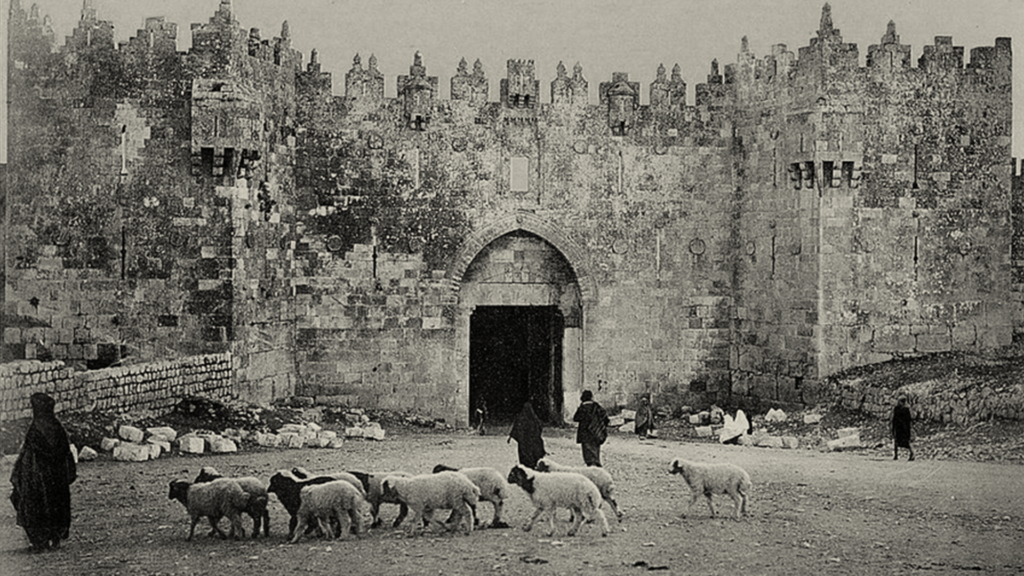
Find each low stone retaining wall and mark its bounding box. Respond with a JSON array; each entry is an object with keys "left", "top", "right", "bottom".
[
  {"left": 839, "top": 377, "right": 1024, "bottom": 425},
  {"left": 0, "top": 353, "right": 232, "bottom": 421}
]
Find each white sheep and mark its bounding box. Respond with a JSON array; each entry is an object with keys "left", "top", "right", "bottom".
[
  {"left": 668, "top": 458, "right": 751, "bottom": 520},
  {"left": 347, "top": 470, "right": 412, "bottom": 528},
  {"left": 506, "top": 465, "right": 609, "bottom": 537},
  {"left": 534, "top": 457, "right": 623, "bottom": 521},
  {"left": 290, "top": 480, "right": 371, "bottom": 544},
  {"left": 168, "top": 478, "right": 250, "bottom": 540},
  {"left": 432, "top": 464, "right": 510, "bottom": 528},
  {"left": 194, "top": 467, "right": 270, "bottom": 537},
  {"left": 381, "top": 471, "right": 480, "bottom": 536}
]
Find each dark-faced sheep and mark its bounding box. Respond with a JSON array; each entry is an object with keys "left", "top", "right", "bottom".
[
  {"left": 168, "top": 478, "right": 249, "bottom": 540},
  {"left": 507, "top": 465, "right": 609, "bottom": 537},
  {"left": 194, "top": 467, "right": 270, "bottom": 537}
]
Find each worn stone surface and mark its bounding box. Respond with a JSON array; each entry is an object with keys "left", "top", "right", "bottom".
[{"left": 2, "top": 3, "right": 1018, "bottom": 427}]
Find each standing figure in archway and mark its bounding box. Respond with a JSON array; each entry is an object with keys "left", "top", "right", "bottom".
[
  {"left": 508, "top": 401, "right": 546, "bottom": 468},
  {"left": 635, "top": 396, "right": 654, "bottom": 440},
  {"left": 573, "top": 390, "right": 609, "bottom": 467}
]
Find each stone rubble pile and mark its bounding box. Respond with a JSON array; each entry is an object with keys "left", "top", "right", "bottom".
[{"left": 81, "top": 404, "right": 390, "bottom": 462}]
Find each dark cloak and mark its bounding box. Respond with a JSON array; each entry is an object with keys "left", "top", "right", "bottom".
[
  {"left": 573, "top": 401, "right": 609, "bottom": 446},
  {"left": 10, "top": 393, "right": 77, "bottom": 549},
  {"left": 635, "top": 399, "right": 654, "bottom": 436},
  {"left": 891, "top": 404, "right": 913, "bottom": 448},
  {"left": 509, "top": 403, "right": 546, "bottom": 468}
]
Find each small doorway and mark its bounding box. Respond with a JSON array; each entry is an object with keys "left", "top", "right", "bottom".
[{"left": 469, "top": 306, "right": 564, "bottom": 425}]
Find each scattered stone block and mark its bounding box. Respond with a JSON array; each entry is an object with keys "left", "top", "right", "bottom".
[
  {"left": 305, "top": 422, "right": 323, "bottom": 434},
  {"left": 286, "top": 434, "right": 306, "bottom": 449},
  {"left": 836, "top": 427, "right": 860, "bottom": 438},
  {"left": 737, "top": 434, "right": 755, "bottom": 446},
  {"left": 827, "top": 433, "right": 862, "bottom": 451},
  {"left": 765, "top": 408, "right": 788, "bottom": 422},
  {"left": 278, "top": 424, "right": 306, "bottom": 435},
  {"left": 619, "top": 421, "right": 635, "bottom": 433},
  {"left": 147, "top": 438, "right": 171, "bottom": 455},
  {"left": 620, "top": 409, "right": 637, "bottom": 421},
  {"left": 308, "top": 437, "right": 331, "bottom": 448},
  {"left": 694, "top": 425, "right": 713, "bottom": 437},
  {"left": 803, "top": 413, "right": 823, "bottom": 425},
  {"left": 364, "top": 427, "right": 385, "bottom": 441},
  {"left": 782, "top": 436, "right": 800, "bottom": 449},
  {"left": 100, "top": 437, "right": 121, "bottom": 452},
  {"left": 147, "top": 427, "right": 177, "bottom": 442},
  {"left": 177, "top": 436, "right": 205, "bottom": 454},
  {"left": 317, "top": 430, "right": 338, "bottom": 440},
  {"left": 146, "top": 443, "right": 162, "bottom": 460},
  {"left": 757, "top": 436, "right": 785, "bottom": 449},
  {"left": 328, "top": 438, "right": 346, "bottom": 449},
  {"left": 118, "top": 425, "right": 145, "bottom": 443},
  {"left": 255, "top": 432, "right": 281, "bottom": 447},
  {"left": 78, "top": 446, "right": 98, "bottom": 461},
  {"left": 209, "top": 437, "right": 238, "bottom": 453},
  {"left": 688, "top": 414, "right": 702, "bottom": 425},
  {"left": 345, "top": 427, "right": 365, "bottom": 438},
  {"left": 608, "top": 416, "right": 626, "bottom": 427},
  {"left": 113, "top": 443, "right": 150, "bottom": 462}
]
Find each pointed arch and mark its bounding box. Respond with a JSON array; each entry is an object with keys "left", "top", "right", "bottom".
[{"left": 447, "top": 212, "right": 597, "bottom": 303}]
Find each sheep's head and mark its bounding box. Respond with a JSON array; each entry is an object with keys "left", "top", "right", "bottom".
[
  {"left": 194, "top": 466, "right": 223, "bottom": 484},
  {"left": 347, "top": 470, "right": 372, "bottom": 493},
  {"left": 506, "top": 466, "right": 535, "bottom": 494},
  {"left": 168, "top": 480, "right": 191, "bottom": 505},
  {"left": 432, "top": 464, "right": 458, "bottom": 474},
  {"left": 534, "top": 458, "right": 552, "bottom": 472},
  {"left": 267, "top": 471, "right": 293, "bottom": 495},
  {"left": 381, "top": 477, "right": 401, "bottom": 501},
  {"left": 669, "top": 459, "right": 691, "bottom": 480}
]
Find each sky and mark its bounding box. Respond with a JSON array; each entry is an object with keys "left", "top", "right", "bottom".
[{"left": 4, "top": 0, "right": 1023, "bottom": 160}]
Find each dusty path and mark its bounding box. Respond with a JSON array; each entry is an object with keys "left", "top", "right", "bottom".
[{"left": 2, "top": 431, "right": 1021, "bottom": 575}]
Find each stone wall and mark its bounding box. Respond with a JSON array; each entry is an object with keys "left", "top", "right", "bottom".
[
  {"left": 839, "top": 377, "right": 1024, "bottom": 424},
  {"left": 0, "top": 353, "right": 232, "bottom": 422}
]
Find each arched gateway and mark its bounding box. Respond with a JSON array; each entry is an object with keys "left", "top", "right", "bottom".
[{"left": 449, "top": 214, "right": 595, "bottom": 426}]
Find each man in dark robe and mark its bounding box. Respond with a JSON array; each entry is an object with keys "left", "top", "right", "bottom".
[
  {"left": 572, "top": 390, "right": 609, "bottom": 467},
  {"left": 508, "top": 402, "right": 546, "bottom": 468},
  {"left": 891, "top": 396, "right": 915, "bottom": 461},
  {"left": 10, "top": 393, "right": 77, "bottom": 551}
]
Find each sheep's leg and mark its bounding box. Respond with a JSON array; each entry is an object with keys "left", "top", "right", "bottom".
[
  {"left": 187, "top": 516, "right": 201, "bottom": 541},
  {"left": 406, "top": 506, "right": 426, "bottom": 535},
  {"left": 490, "top": 500, "right": 507, "bottom": 528},
  {"left": 262, "top": 511, "right": 271, "bottom": 537},
  {"left": 208, "top": 515, "right": 229, "bottom": 539},
  {"left": 288, "top": 514, "right": 298, "bottom": 539},
  {"left": 461, "top": 503, "right": 475, "bottom": 535},
  {"left": 392, "top": 503, "right": 410, "bottom": 528},
  {"left": 370, "top": 503, "right": 383, "bottom": 529},
  {"left": 567, "top": 505, "right": 584, "bottom": 536},
  {"left": 332, "top": 506, "right": 353, "bottom": 540},
  {"left": 703, "top": 491, "right": 717, "bottom": 517},
  {"left": 290, "top": 514, "right": 309, "bottom": 544},
  {"left": 524, "top": 506, "right": 546, "bottom": 533},
  {"left": 316, "top": 515, "right": 334, "bottom": 540},
  {"left": 228, "top": 512, "right": 245, "bottom": 539},
  {"left": 249, "top": 512, "right": 260, "bottom": 539}
]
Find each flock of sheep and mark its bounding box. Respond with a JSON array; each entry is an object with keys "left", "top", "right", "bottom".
[{"left": 166, "top": 456, "right": 753, "bottom": 542}]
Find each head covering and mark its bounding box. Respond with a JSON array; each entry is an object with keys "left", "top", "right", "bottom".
[
  {"left": 580, "top": 390, "right": 593, "bottom": 402},
  {"left": 30, "top": 393, "right": 56, "bottom": 417}
]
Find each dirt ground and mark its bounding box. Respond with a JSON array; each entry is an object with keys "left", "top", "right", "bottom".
[{"left": 1, "top": 427, "right": 1022, "bottom": 576}]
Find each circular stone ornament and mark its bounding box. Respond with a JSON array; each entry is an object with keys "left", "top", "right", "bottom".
[
  {"left": 326, "top": 235, "right": 344, "bottom": 252},
  {"left": 612, "top": 238, "right": 629, "bottom": 254},
  {"left": 689, "top": 238, "right": 706, "bottom": 255}
]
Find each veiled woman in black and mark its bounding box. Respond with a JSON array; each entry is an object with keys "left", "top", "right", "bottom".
[
  {"left": 508, "top": 401, "right": 546, "bottom": 469},
  {"left": 891, "top": 396, "right": 915, "bottom": 461},
  {"left": 10, "top": 393, "right": 77, "bottom": 551}
]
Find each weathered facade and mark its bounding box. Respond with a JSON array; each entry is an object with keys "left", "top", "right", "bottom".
[{"left": 2, "top": 1, "right": 1019, "bottom": 426}]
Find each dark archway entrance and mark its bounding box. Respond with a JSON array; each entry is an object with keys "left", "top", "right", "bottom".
[{"left": 469, "top": 306, "right": 564, "bottom": 425}]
